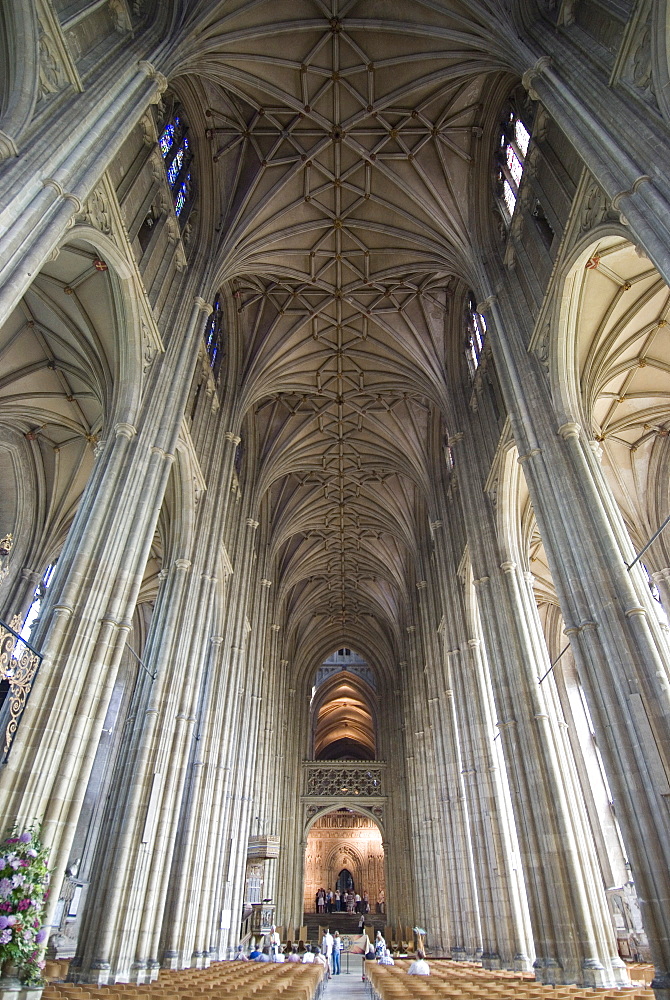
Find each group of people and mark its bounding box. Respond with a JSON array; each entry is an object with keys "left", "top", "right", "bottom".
[
  {"left": 370, "top": 931, "right": 429, "bottom": 974},
  {"left": 235, "top": 929, "right": 343, "bottom": 975},
  {"left": 235, "top": 927, "right": 430, "bottom": 976},
  {"left": 316, "top": 886, "right": 384, "bottom": 913},
  {"left": 234, "top": 924, "right": 429, "bottom": 977}
]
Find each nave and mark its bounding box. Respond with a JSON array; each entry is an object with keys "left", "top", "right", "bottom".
[{"left": 1, "top": 1, "right": 670, "bottom": 999}]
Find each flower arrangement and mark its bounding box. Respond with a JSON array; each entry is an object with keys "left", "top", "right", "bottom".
[{"left": 0, "top": 830, "right": 50, "bottom": 987}]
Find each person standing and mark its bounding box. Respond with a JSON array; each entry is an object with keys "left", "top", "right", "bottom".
[
  {"left": 331, "top": 930, "right": 342, "bottom": 975},
  {"left": 334, "top": 888, "right": 341, "bottom": 912},
  {"left": 321, "top": 927, "right": 333, "bottom": 968},
  {"left": 268, "top": 924, "right": 280, "bottom": 956}
]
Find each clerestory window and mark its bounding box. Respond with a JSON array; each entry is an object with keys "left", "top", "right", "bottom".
[
  {"left": 465, "top": 294, "right": 487, "bottom": 377},
  {"left": 204, "top": 294, "right": 225, "bottom": 382},
  {"left": 496, "top": 108, "right": 531, "bottom": 219},
  {"left": 158, "top": 111, "right": 195, "bottom": 223},
  {"left": 20, "top": 562, "right": 56, "bottom": 643}
]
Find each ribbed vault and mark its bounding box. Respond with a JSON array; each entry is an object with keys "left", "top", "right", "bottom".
[{"left": 173, "top": 0, "right": 510, "bottom": 651}]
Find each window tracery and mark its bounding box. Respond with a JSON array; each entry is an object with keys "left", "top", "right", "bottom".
[
  {"left": 496, "top": 107, "right": 531, "bottom": 219},
  {"left": 158, "top": 111, "right": 194, "bottom": 224},
  {"left": 465, "top": 294, "right": 487, "bottom": 377},
  {"left": 204, "top": 293, "right": 225, "bottom": 381},
  {"left": 20, "top": 563, "right": 56, "bottom": 643}
]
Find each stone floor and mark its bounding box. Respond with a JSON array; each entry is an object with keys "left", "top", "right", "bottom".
[{"left": 322, "top": 958, "right": 368, "bottom": 998}]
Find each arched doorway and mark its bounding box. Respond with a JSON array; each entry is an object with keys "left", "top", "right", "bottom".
[
  {"left": 337, "top": 869, "right": 354, "bottom": 894},
  {"left": 304, "top": 808, "right": 385, "bottom": 915}
]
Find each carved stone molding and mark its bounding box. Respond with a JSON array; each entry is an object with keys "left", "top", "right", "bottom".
[{"left": 303, "top": 761, "right": 385, "bottom": 797}]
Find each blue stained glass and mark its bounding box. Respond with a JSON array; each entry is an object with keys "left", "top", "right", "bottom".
[
  {"left": 159, "top": 116, "right": 180, "bottom": 158},
  {"left": 167, "top": 146, "right": 184, "bottom": 185},
  {"left": 175, "top": 172, "right": 191, "bottom": 216}
]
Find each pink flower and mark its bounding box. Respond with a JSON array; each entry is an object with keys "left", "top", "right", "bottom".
[
  {"left": 6, "top": 915, "right": 17, "bottom": 926},
  {"left": 17, "top": 900, "right": 30, "bottom": 911},
  {"left": 38, "top": 961, "right": 45, "bottom": 970},
  {"left": 18, "top": 833, "right": 31, "bottom": 844}
]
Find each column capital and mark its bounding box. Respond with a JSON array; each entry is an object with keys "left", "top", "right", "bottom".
[
  {"left": 224, "top": 431, "right": 242, "bottom": 445},
  {"left": 246, "top": 518, "right": 259, "bottom": 530},
  {"left": 138, "top": 60, "right": 168, "bottom": 100},
  {"left": 557, "top": 421, "right": 581, "bottom": 440},
  {"left": 521, "top": 55, "right": 552, "bottom": 100},
  {"left": 476, "top": 295, "right": 496, "bottom": 314},
  {"left": 611, "top": 175, "right": 651, "bottom": 212},
  {"left": 500, "top": 560, "right": 516, "bottom": 574},
  {"left": 517, "top": 447, "right": 542, "bottom": 463},
  {"left": 193, "top": 296, "right": 213, "bottom": 315},
  {"left": 114, "top": 421, "right": 137, "bottom": 440}
]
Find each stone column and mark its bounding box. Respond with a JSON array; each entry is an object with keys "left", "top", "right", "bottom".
[
  {"left": 0, "top": 60, "right": 168, "bottom": 326},
  {"left": 478, "top": 287, "right": 670, "bottom": 998},
  {"left": 0, "top": 291, "right": 213, "bottom": 963},
  {"left": 517, "top": 50, "right": 670, "bottom": 287},
  {"left": 450, "top": 396, "right": 624, "bottom": 986},
  {"left": 413, "top": 574, "right": 481, "bottom": 960},
  {"left": 429, "top": 509, "right": 534, "bottom": 970}
]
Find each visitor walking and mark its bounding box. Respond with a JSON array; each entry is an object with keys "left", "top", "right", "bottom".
[{"left": 332, "top": 930, "right": 341, "bottom": 975}]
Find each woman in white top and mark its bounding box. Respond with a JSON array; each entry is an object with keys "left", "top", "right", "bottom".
[
  {"left": 302, "top": 945, "right": 315, "bottom": 963},
  {"left": 407, "top": 949, "right": 430, "bottom": 975}
]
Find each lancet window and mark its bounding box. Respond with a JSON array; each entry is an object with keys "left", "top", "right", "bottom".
[
  {"left": 158, "top": 111, "right": 195, "bottom": 223},
  {"left": 465, "top": 294, "right": 487, "bottom": 377},
  {"left": 496, "top": 107, "right": 531, "bottom": 219},
  {"left": 204, "top": 294, "right": 225, "bottom": 382},
  {"left": 20, "top": 563, "right": 56, "bottom": 642}
]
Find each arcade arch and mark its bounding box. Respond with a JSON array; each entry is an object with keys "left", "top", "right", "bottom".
[{"left": 303, "top": 808, "right": 385, "bottom": 916}]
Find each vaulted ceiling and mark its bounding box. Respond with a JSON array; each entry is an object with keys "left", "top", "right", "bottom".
[{"left": 173, "top": 0, "right": 517, "bottom": 663}]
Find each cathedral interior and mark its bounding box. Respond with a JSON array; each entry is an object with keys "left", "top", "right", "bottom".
[{"left": 1, "top": 0, "right": 670, "bottom": 996}]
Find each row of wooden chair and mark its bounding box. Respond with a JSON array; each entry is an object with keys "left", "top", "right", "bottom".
[
  {"left": 42, "top": 962, "right": 324, "bottom": 1000},
  {"left": 366, "top": 959, "right": 656, "bottom": 1000}
]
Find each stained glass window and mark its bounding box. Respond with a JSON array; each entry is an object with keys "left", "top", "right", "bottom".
[
  {"left": 497, "top": 107, "right": 531, "bottom": 220},
  {"left": 157, "top": 111, "right": 194, "bottom": 224},
  {"left": 204, "top": 294, "right": 225, "bottom": 382},
  {"left": 175, "top": 173, "right": 191, "bottom": 216},
  {"left": 159, "top": 116, "right": 180, "bottom": 158},
  {"left": 514, "top": 118, "right": 530, "bottom": 157},
  {"left": 465, "top": 294, "right": 487, "bottom": 377},
  {"left": 167, "top": 146, "right": 184, "bottom": 185}
]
